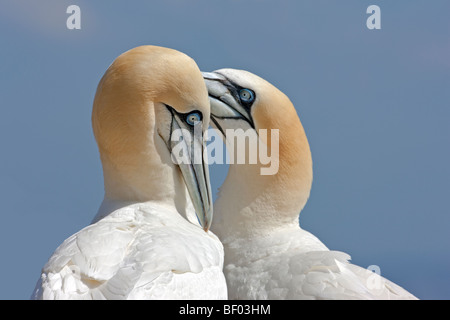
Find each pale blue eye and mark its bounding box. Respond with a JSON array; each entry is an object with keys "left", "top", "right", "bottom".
[
  {"left": 239, "top": 89, "right": 255, "bottom": 103},
  {"left": 186, "top": 112, "right": 201, "bottom": 126}
]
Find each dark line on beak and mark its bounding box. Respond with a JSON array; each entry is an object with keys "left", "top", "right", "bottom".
[
  {"left": 201, "top": 144, "right": 211, "bottom": 231},
  {"left": 208, "top": 94, "right": 255, "bottom": 130},
  {"left": 210, "top": 115, "right": 226, "bottom": 138},
  {"left": 165, "top": 104, "right": 176, "bottom": 148}
]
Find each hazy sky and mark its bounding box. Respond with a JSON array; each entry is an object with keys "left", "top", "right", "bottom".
[{"left": 0, "top": 1, "right": 449, "bottom": 299}]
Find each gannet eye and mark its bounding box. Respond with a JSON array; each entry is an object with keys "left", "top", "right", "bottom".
[
  {"left": 239, "top": 89, "right": 255, "bottom": 103},
  {"left": 186, "top": 112, "right": 201, "bottom": 126}
]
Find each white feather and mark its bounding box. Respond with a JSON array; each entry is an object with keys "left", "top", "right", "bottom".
[
  {"left": 221, "top": 226, "right": 417, "bottom": 300},
  {"left": 32, "top": 202, "right": 227, "bottom": 300}
]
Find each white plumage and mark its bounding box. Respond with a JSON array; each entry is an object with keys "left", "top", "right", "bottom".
[
  {"left": 221, "top": 227, "right": 415, "bottom": 300},
  {"left": 33, "top": 202, "right": 226, "bottom": 300}
]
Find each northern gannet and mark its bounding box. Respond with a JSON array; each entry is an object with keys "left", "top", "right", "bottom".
[
  {"left": 31, "top": 46, "right": 227, "bottom": 300},
  {"left": 202, "top": 69, "right": 417, "bottom": 300}
]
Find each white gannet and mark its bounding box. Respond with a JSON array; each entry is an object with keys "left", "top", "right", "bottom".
[
  {"left": 31, "top": 46, "right": 227, "bottom": 300},
  {"left": 202, "top": 69, "right": 417, "bottom": 300}
]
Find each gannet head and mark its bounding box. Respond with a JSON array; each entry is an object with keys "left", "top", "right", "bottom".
[
  {"left": 92, "top": 46, "right": 212, "bottom": 231},
  {"left": 203, "top": 69, "right": 312, "bottom": 232},
  {"left": 202, "top": 69, "right": 298, "bottom": 135}
]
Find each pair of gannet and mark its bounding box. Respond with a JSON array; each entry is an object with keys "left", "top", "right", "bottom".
[
  {"left": 32, "top": 46, "right": 227, "bottom": 299},
  {"left": 33, "top": 45, "right": 417, "bottom": 300},
  {"left": 203, "top": 69, "right": 418, "bottom": 300}
]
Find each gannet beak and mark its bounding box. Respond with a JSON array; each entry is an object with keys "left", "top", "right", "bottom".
[
  {"left": 167, "top": 107, "right": 213, "bottom": 232},
  {"left": 202, "top": 72, "right": 255, "bottom": 133}
]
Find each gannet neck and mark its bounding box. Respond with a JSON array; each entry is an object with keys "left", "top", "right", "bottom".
[
  {"left": 210, "top": 69, "right": 312, "bottom": 239},
  {"left": 92, "top": 46, "right": 209, "bottom": 222}
]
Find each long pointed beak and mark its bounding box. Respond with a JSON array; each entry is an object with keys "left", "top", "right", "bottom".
[
  {"left": 202, "top": 72, "right": 254, "bottom": 129},
  {"left": 169, "top": 112, "right": 213, "bottom": 232}
]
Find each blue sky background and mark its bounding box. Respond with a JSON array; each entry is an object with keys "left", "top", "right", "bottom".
[{"left": 0, "top": 1, "right": 449, "bottom": 299}]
